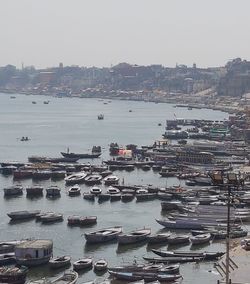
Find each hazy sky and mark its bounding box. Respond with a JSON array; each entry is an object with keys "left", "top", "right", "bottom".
[{"left": 0, "top": 0, "right": 249, "bottom": 68}]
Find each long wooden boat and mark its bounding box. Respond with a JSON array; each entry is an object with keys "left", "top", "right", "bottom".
[
  {"left": 7, "top": 210, "right": 41, "bottom": 220},
  {"left": 151, "top": 249, "right": 225, "bottom": 260},
  {"left": 118, "top": 228, "right": 151, "bottom": 244},
  {"left": 61, "top": 152, "right": 101, "bottom": 159},
  {"left": 84, "top": 226, "right": 122, "bottom": 243},
  {"left": 167, "top": 234, "right": 190, "bottom": 245},
  {"left": 108, "top": 263, "right": 179, "bottom": 274},
  {"left": 143, "top": 256, "right": 204, "bottom": 263},
  {"left": 108, "top": 270, "right": 182, "bottom": 282},
  {"left": 156, "top": 218, "right": 205, "bottom": 230}
]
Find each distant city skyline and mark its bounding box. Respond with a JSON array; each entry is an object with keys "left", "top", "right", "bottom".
[{"left": 0, "top": 0, "right": 249, "bottom": 69}]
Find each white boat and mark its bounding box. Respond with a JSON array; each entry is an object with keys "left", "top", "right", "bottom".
[
  {"left": 68, "top": 184, "right": 81, "bottom": 196},
  {"left": 107, "top": 186, "right": 120, "bottom": 194},
  {"left": 65, "top": 172, "right": 87, "bottom": 185},
  {"left": 103, "top": 175, "right": 119, "bottom": 185},
  {"left": 90, "top": 186, "right": 102, "bottom": 195},
  {"left": 190, "top": 233, "right": 211, "bottom": 245},
  {"left": 73, "top": 257, "right": 93, "bottom": 270},
  {"left": 84, "top": 226, "right": 122, "bottom": 243},
  {"left": 94, "top": 259, "right": 108, "bottom": 271}
]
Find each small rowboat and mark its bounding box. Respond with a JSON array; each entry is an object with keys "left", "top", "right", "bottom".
[
  {"left": 94, "top": 259, "right": 108, "bottom": 271},
  {"left": 167, "top": 234, "right": 190, "bottom": 245},
  {"left": 68, "top": 185, "right": 81, "bottom": 196},
  {"left": 118, "top": 228, "right": 151, "bottom": 244},
  {"left": 49, "top": 256, "right": 71, "bottom": 269},
  {"left": 73, "top": 257, "right": 93, "bottom": 270},
  {"left": 148, "top": 232, "right": 171, "bottom": 244},
  {"left": 190, "top": 233, "right": 211, "bottom": 245}
]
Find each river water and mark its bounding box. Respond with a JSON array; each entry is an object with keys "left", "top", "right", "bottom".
[{"left": 0, "top": 93, "right": 229, "bottom": 283}]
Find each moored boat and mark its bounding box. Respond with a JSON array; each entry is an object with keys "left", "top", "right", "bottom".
[
  {"left": 94, "top": 259, "right": 108, "bottom": 271},
  {"left": 67, "top": 215, "right": 80, "bottom": 226},
  {"left": 7, "top": 210, "right": 41, "bottom": 220},
  {"left": 65, "top": 172, "right": 87, "bottom": 185},
  {"left": 151, "top": 249, "right": 225, "bottom": 260},
  {"left": 167, "top": 234, "right": 190, "bottom": 245},
  {"left": 147, "top": 232, "right": 171, "bottom": 244},
  {"left": 51, "top": 271, "right": 78, "bottom": 284},
  {"left": 73, "top": 257, "right": 93, "bottom": 270},
  {"left": 40, "top": 213, "right": 63, "bottom": 224},
  {"left": 68, "top": 184, "right": 81, "bottom": 196},
  {"left": 90, "top": 186, "right": 102, "bottom": 195},
  {"left": 83, "top": 192, "right": 95, "bottom": 201},
  {"left": 84, "top": 226, "right": 122, "bottom": 243},
  {"left": 79, "top": 216, "right": 97, "bottom": 226},
  {"left": 46, "top": 186, "right": 61, "bottom": 197},
  {"left": 0, "top": 252, "right": 16, "bottom": 265},
  {"left": 49, "top": 255, "right": 71, "bottom": 269},
  {"left": 4, "top": 185, "right": 23, "bottom": 197},
  {"left": 84, "top": 174, "right": 102, "bottom": 185},
  {"left": 190, "top": 233, "right": 211, "bottom": 245},
  {"left": 103, "top": 175, "right": 119, "bottom": 185},
  {"left": 118, "top": 228, "right": 151, "bottom": 244},
  {"left": 26, "top": 186, "right": 43, "bottom": 196}
]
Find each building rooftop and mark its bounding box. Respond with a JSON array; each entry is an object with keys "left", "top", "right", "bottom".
[{"left": 16, "top": 239, "right": 53, "bottom": 249}]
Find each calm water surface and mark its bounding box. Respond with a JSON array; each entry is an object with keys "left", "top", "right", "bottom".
[{"left": 0, "top": 93, "right": 229, "bottom": 283}]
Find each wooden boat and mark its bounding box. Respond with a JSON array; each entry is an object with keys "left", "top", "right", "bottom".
[
  {"left": 190, "top": 233, "right": 211, "bottom": 245},
  {"left": 83, "top": 192, "right": 95, "bottom": 201},
  {"left": 84, "top": 174, "right": 102, "bottom": 185},
  {"left": 94, "top": 259, "right": 108, "bottom": 271},
  {"left": 41, "top": 213, "right": 63, "bottom": 223},
  {"left": 7, "top": 210, "right": 41, "bottom": 220},
  {"left": 65, "top": 172, "right": 88, "bottom": 185},
  {"left": 68, "top": 185, "right": 81, "bottom": 196},
  {"left": 32, "top": 170, "right": 52, "bottom": 180},
  {"left": 90, "top": 186, "right": 102, "bottom": 195},
  {"left": 46, "top": 186, "right": 61, "bottom": 196},
  {"left": 49, "top": 256, "right": 71, "bottom": 269},
  {"left": 0, "top": 241, "right": 25, "bottom": 254},
  {"left": 84, "top": 226, "right": 122, "bottom": 243},
  {"left": 136, "top": 193, "right": 156, "bottom": 202},
  {"left": 110, "top": 193, "right": 121, "bottom": 201},
  {"left": 4, "top": 185, "right": 23, "bottom": 196},
  {"left": 0, "top": 252, "right": 16, "bottom": 265},
  {"left": 52, "top": 271, "right": 78, "bottom": 284},
  {"left": 0, "top": 265, "right": 28, "bottom": 284},
  {"left": 108, "top": 263, "right": 179, "bottom": 274},
  {"left": 103, "top": 175, "right": 119, "bottom": 185},
  {"left": 157, "top": 192, "right": 173, "bottom": 201},
  {"left": 61, "top": 151, "right": 101, "bottom": 159},
  {"left": 156, "top": 218, "right": 204, "bottom": 230},
  {"left": 107, "top": 186, "right": 120, "bottom": 194},
  {"left": 147, "top": 232, "right": 171, "bottom": 244},
  {"left": 167, "top": 234, "right": 190, "bottom": 245},
  {"left": 13, "top": 169, "right": 33, "bottom": 179},
  {"left": 98, "top": 193, "right": 111, "bottom": 202},
  {"left": 160, "top": 201, "right": 183, "bottom": 211},
  {"left": 121, "top": 193, "right": 134, "bottom": 202},
  {"left": 28, "top": 271, "right": 78, "bottom": 284},
  {"left": 51, "top": 170, "right": 66, "bottom": 180},
  {"left": 118, "top": 228, "right": 151, "bottom": 244},
  {"left": 151, "top": 249, "right": 225, "bottom": 260},
  {"left": 73, "top": 257, "right": 93, "bottom": 270},
  {"left": 108, "top": 270, "right": 182, "bottom": 282},
  {"left": 143, "top": 256, "right": 203, "bottom": 263},
  {"left": 67, "top": 215, "right": 80, "bottom": 225},
  {"left": 26, "top": 186, "right": 43, "bottom": 196},
  {"left": 79, "top": 216, "right": 97, "bottom": 226}
]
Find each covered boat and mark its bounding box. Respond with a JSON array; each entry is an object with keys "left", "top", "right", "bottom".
[
  {"left": 26, "top": 186, "right": 43, "bottom": 196},
  {"left": 46, "top": 186, "right": 61, "bottom": 196},
  {"left": 4, "top": 185, "right": 23, "bottom": 197},
  {"left": 84, "top": 226, "right": 122, "bottom": 243},
  {"left": 118, "top": 228, "right": 151, "bottom": 244},
  {"left": 90, "top": 186, "right": 102, "bottom": 195}
]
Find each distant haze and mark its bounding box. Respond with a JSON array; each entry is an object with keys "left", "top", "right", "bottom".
[{"left": 0, "top": 0, "right": 249, "bottom": 68}]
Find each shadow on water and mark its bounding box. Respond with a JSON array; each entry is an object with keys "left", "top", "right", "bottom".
[
  {"left": 46, "top": 194, "right": 61, "bottom": 200},
  {"left": 190, "top": 242, "right": 212, "bottom": 251},
  {"left": 146, "top": 242, "right": 168, "bottom": 252},
  {"left": 8, "top": 219, "right": 36, "bottom": 225},
  {"left": 26, "top": 194, "right": 44, "bottom": 201},
  {"left": 116, "top": 241, "right": 148, "bottom": 254},
  {"left": 84, "top": 240, "right": 118, "bottom": 254},
  {"left": 4, "top": 194, "right": 23, "bottom": 201}
]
